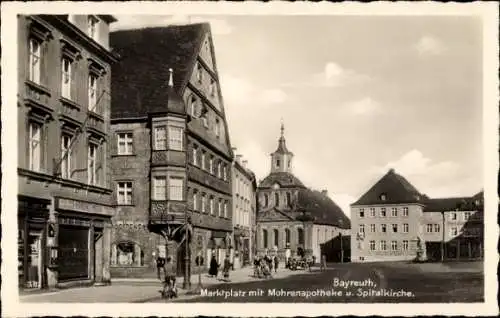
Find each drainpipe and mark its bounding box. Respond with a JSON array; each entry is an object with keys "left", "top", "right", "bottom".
[{"left": 441, "top": 211, "right": 445, "bottom": 262}]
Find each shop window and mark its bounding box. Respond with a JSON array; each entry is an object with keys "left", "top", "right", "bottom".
[{"left": 111, "top": 242, "right": 144, "bottom": 266}]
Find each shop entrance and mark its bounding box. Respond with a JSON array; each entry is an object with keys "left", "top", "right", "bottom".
[
  {"left": 58, "top": 226, "right": 89, "bottom": 281},
  {"left": 25, "top": 231, "right": 42, "bottom": 289}
]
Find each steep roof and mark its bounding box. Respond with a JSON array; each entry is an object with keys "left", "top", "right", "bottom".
[
  {"left": 297, "top": 189, "right": 351, "bottom": 229},
  {"left": 110, "top": 24, "right": 208, "bottom": 119},
  {"left": 258, "top": 172, "right": 306, "bottom": 189},
  {"left": 423, "top": 197, "right": 472, "bottom": 212},
  {"left": 352, "top": 169, "right": 423, "bottom": 206}
]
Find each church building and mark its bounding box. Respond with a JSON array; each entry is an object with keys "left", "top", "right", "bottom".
[{"left": 255, "top": 124, "right": 351, "bottom": 262}]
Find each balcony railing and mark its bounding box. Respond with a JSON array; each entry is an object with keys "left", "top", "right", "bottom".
[
  {"left": 150, "top": 200, "right": 186, "bottom": 224},
  {"left": 24, "top": 80, "right": 53, "bottom": 115},
  {"left": 189, "top": 166, "right": 231, "bottom": 194}
]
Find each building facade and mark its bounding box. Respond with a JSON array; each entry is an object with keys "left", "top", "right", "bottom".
[
  {"left": 109, "top": 24, "right": 234, "bottom": 278},
  {"left": 231, "top": 154, "right": 257, "bottom": 268},
  {"left": 350, "top": 168, "right": 484, "bottom": 262},
  {"left": 256, "top": 124, "right": 350, "bottom": 262},
  {"left": 17, "top": 15, "right": 118, "bottom": 290}
]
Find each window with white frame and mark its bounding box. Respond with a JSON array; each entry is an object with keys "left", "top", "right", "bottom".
[
  {"left": 380, "top": 207, "right": 386, "bottom": 217},
  {"left": 370, "top": 207, "right": 375, "bottom": 217},
  {"left": 358, "top": 224, "right": 365, "bottom": 234},
  {"left": 209, "top": 197, "right": 214, "bottom": 215},
  {"left": 117, "top": 132, "right": 133, "bottom": 155},
  {"left": 450, "top": 227, "right": 458, "bottom": 236},
  {"left": 224, "top": 201, "right": 228, "bottom": 218},
  {"left": 403, "top": 223, "right": 409, "bottom": 233},
  {"left": 28, "top": 121, "right": 42, "bottom": 172},
  {"left": 451, "top": 212, "right": 457, "bottom": 220},
  {"left": 61, "top": 58, "right": 72, "bottom": 99},
  {"left": 152, "top": 176, "right": 166, "bottom": 200},
  {"left": 380, "top": 224, "right": 387, "bottom": 233},
  {"left": 392, "top": 224, "right": 398, "bottom": 233},
  {"left": 196, "top": 62, "right": 203, "bottom": 83},
  {"left": 201, "top": 151, "right": 206, "bottom": 170},
  {"left": 426, "top": 224, "right": 433, "bottom": 233},
  {"left": 88, "top": 16, "right": 99, "bottom": 40},
  {"left": 223, "top": 164, "right": 227, "bottom": 180},
  {"left": 433, "top": 224, "right": 440, "bottom": 232},
  {"left": 168, "top": 126, "right": 183, "bottom": 151},
  {"left": 117, "top": 182, "right": 133, "bottom": 205},
  {"left": 391, "top": 240, "right": 398, "bottom": 251},
  {"left": 61, "top": 134, "right": 72, "bottom": 179},
  {"left": 29, "top": 38, "right": 41, "bottom": 84},
  {"left": 217, "top": 161, "right": 222, "bottom": 178},
  {"left": 359, "top": 208, "right": 365, "bottom": 218},
  {"left": 189, "top": 96, "right": 198, "bottom": 118},
  {"left": 209, "top": 156, "right": 214, "bottom": 174},
  {"left": 391, "top": 207, "right": 397, "bottom": 217},
  {"left": 88, "top": 74, "right": 98, "bottom": 112},
  {"left": 154, "top": 126, "right": 167, "bottom": 150},
  {"left": 218, "top": 199, "right": 223, "bottom": 217},
  {"left": 464, "top": 212, "right": 471, "bottom": 221},
  {"left": 403, "top": 207, "right": 409, "bottom": 216},
  {"left": 193, "top": 191, "right": 198, "bottom": 210},
  {"left": 369, "top": 240, "right": 376, "bottom": 251},
  {"left": 87, "top": 142, "right": 98, "bottom": 185},
  {"left": 201, "top": 194, "right": 207, "bottom": 213},
  {"left": 402, "top": 240, "right": 409, "bottom": 251},
  {"left": 169, "top": 177, "right": 183, "bottom": 201},
  {"left": 192, "top": 145, "right": 198, "bottom": 166},
  {"left": 370, "top": 224, "right": 376, "bottom": 233},
  {"left": 380, "top": 240, "right": 387, "bottom": 251}
]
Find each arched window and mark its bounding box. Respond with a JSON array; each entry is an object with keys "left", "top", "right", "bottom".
[
  {"left": 111, "top": 241, "right": 145, "bottom": 267},
  {"left": 285, "top": 228, "right": 291, "bottom": 245},
  {"left": 263, "top": 229, "right": 268, "bottom": 248},
  {"left": 275, "top": 192, "right": 279, "bottom": 207},
  {"left": 273, "top": 229, "right": 279, "bottom": 248},
  {"left": 264, "top": 194, "right": 268, "bottom": 207},
  {"left": 286, "top": 192, "right": 291, "bottom": 206},
  {"left": 297, "top": 228, "right": 304, "bottom": 245}
]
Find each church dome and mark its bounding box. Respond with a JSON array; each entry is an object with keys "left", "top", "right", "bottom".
[{"left": 258, "top": 172, "right": 305, "bottom": 189}]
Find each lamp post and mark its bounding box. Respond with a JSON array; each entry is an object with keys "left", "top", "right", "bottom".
[
  {"left": 441, "top": 211, "right": 445, "bottom": 262},
  {"left": 183, "top": 216, "right": 191, "bottom": 289}
]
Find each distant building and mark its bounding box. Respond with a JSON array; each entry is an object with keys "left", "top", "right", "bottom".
[
  {"left": 350, "top": 168, "right": 484, "bottom": 262},
  {"left": 17, "top": 15, "right": 118, "bottom": 290},
  {"left": 231, "top": 153, "right": 257, "bottom": 268},
  {"left": 109, "top": 24, "right": 234, "bottom": 278},
  {"left": 255, "top": 123, "right": 350, "bottom": 262}
]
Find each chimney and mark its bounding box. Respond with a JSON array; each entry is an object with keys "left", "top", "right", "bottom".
[
  {"left": 242, "top": 160, "right": 248, "bottom": 168},
  {"left": 321, "top": 189, "right": 328, "bottom": 196},
  {"left": 236, "top": 154, "right": 242, "bottom": 164}
]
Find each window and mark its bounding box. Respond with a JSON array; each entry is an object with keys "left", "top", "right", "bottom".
[
  {"left": 152, "top": 176, "right": 166, "bottom": 200},
  {"left": 391, "top": 207, "right": 397, "bottom": 217},
  {"left": 117, "top": 182, "right": 133, "bottom": 205},
  {"left": 391, "top": 241, "right": 398, "bottom": 251},
  {"left": 196, "top": 62, "right": 203, "bottom": 83},
  {"left": 276, "top": 159, "right": 280, "bottom": 168},
  {"left": 451, "top": 212, "right": 457, "bottom": 220},
  {"left": 169, "top": 177, "right": 183, "bottom": 201},
  {"left": 370, "top": 208, "right": 375, "bottom": 217},
  {"left": 154, "top": 126, "right": 167, "bottom": 150},
  {"left": 88, "top": 16, "right": 98, "bottom": 40},
  {"left": 61, "top": 134, "right": 72, "bottom": 179},
  {"left": 403, "top": 223, "right": 409, "bottom": 233},
  {"left": 273, "top": 229, "right": 279, "bottom": 248},
  {"left": 359, "top": 208, "right": 365, "bottom": 218},
  {"left": 380, "top": 224, "right": 387, "bottom": 233},
  {"left": 359, "top": 224, "right": 365, "bottom": 234},
  {"left": 263, "top": 229, "right": 268, "bottom": 248},
  {"left": 426, "top": 224, "right": 433, "bottom": 233},
  {"left": 402, "top": 240, "right": 409, "bottom": 251},
  {"left": 297, "top": 228, "right": 304, "bottom": 245},
  {"left": 168, "top": 126, "right": 183, "bottom": 151},
  {"left": 286, "top": 192, "right": 291, "bottom": 206},
  {"left": 223, "top": 164, "right": 227, "bottom": 181},
  {"left": 201, "top": 151, "right": 206, "bottom": 170},
  {"left": 28, "top": 122, "right": 42, "bottom": 172},
  {"left": 209, "top": 156, "right": 214, "bottom": 174},
  {"left": 274, "top": 192, "right": 279, "bottom": 206},
  {"left": 193, "top": 191, "right": 198, "bottom": 211},
  {"left": 87, "top": 142, "right": 98, "bottom": 185},
  {"left": 209, "top": 78, "right": 216, "bottom": 97},
  {"left": 464, "top": 212, "right": 471, "bottom": 221},
  {"left": 217, "top": 161, "right": 222, "bottom": 178},
  {"left": 380, "top": 194, "right": 386, "bottom": 201},
  {"left": 88, "top": 74, "right": 98, "bottom": 111},
  {"left": 403, "top": 207, "right": 409, "bottom": 216},
  {"left": 380, "top": 208, "right": 386, "bottom": 217},
  {"left": 392, "top": 224, "right": 398, "bottom": 233},
  {"left": 369, "top": 240, "right": 376, "bottom": 251},
  {"left": 192, "top": 145, "right": 198, "bottom": 166},
  {"left": 433, "top": 224, "right": 440, "bottom": 232},
  {"left": 189, "top": 96, "right": 198, "bottom": 118},
  {"left": 450, "top": 227, "right": 458, "bottom": 236},
  {"left": 209, "top": 197, "right": 214, "bottom": 215},
  {"left": 215, "top": 118, "right": 220, "bottom": 138},
  {"left": 370, "top": 224, "right": 376, "bottom": 233},
  {"left": 380, "top": 240, "right": 387, "bottom": 251},
  {"left": 264, "top": 193, "right": 269, "bottom": 207},
  {"left": 61, "top": 58, "right": 72, "bottom": 99},
  {"left": 117, "top": 132, "right": 133, "bottom": 155},
  {"left": 28, "top": 38, "right": 41, "bottom": 84},
  {"left": 285, "top": 228, "right": 291, "bottom": 244},
  {"left": 224, "top": 201, "right": 228, "bottom": 218},
  {"left": 112, "top": 242, "right": 144, "bottom": 267},
  {"left": 201, "top": 194, "right": 207, "bottom": 213}
]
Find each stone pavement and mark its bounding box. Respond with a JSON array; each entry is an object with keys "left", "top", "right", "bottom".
[{"left": 20, "top": 265, "right": 314, "bottom": 303}]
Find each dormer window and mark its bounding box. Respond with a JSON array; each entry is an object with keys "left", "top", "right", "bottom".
[
  {"left": 189, "top": 95, "right": 198, "bottom": 118},
  {"left": 276, "top": 159, "right": 280, "bottom": 168},
  {"left": 196, "top": 62, "right": 203, "bottom": 83},
  {"left": 88, "top": 16, "right": 99, "bottom": 40},
  {"left": 215, "top": 118, "right": 220, "bottom": 138},
  {"left": 380, "top": 193, "right": 387, "bottom": 201},
  {"left": 209, "top": 78, "right": 216, "bottom": 97}
]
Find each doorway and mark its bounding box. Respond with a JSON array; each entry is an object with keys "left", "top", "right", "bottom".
[{"left": 26, "top": 231, "right": 42, "bottom": 289}]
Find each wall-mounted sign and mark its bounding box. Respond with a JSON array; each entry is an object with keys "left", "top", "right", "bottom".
[{"left": 56, "top": 197, "right": 114, "bottom": 216}]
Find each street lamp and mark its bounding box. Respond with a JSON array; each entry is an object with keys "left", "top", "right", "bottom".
[{"left": 440, "top": 211, "right": 445, "bottom": 262}]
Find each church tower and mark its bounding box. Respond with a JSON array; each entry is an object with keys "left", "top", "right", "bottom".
[{"left": 270, "top": 121, "right": 294, "bottom": 173}]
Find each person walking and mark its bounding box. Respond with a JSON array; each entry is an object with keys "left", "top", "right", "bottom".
[
  {"left": 208, "top": 255, "right": 218, "bottom": 278},
  {"left": 155, "top": 252, "right": 166, "bottom": 281},
  {"left": 162, "top": 256, "right": 177, "bottom": 298},
  {"left": 273, "top": 255, "right": 279, "bottom": 273},
  {"left": 320, "top": 254, "right": 327, "bottom": 272},
  {"left": 222, "top": 255, "right": 231, "bottom": 282}
]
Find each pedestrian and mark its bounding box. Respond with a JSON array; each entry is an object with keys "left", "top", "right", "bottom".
[
  {"left": 253, "top": 256, "right": 260, "bottom": 278},
  {"left": 163, "top": 256, "right": 177, "bottom": 298},
  {"left": 320, "top": 254, "right": 327, "bottom": 271},
  {"left": 285, "top": 247, "right": 291, "bottom": 268},
  {"left": 222, "top": 255, "right": 231, "bottom": 282},
  {"left": 209, "top": 255, "right": 218, "bottom": 278},
  {"left": 273, "top": 255, "right": 279, "bottom": 273},
  {"left": 155, "top": 252, "right": 166, "bottom": 281}
]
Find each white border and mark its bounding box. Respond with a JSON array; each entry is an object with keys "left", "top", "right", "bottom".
[{"left": 2, "top": 1, "right": 499, "bottom": 317}]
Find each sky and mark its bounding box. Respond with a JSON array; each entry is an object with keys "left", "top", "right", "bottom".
[{"left": 111, "top": 15, "right": 484, "bottom": 217}]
